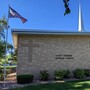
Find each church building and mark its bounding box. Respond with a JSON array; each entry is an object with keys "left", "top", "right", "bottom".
[{"left": 12, "top": 2, "right": 90, "bottom": 79}]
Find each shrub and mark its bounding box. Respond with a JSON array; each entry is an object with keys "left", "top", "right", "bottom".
[
  {"left": 11, "top": 68, "right": 16, "bottom": 73},
  {"left": 0, "top": 69, "right": 3, "bottom": 73},
  {"left": 84, "top": 69, "right": 90, "bottom": 77},
  {"left": 0, "top": 69, "right": 4, "bottom": 81},
  {"left": 0, "top": 73, "right": 4, "bottom": 81},
  {"left": 63, "top": 70, "right": 70, "bottom": 78},
  {"left": 0, "top": 69, "right": 11, "bottom": 81},
  {"left": 73, "top": 69, "right": 85, "bottom": 79},
  {"left": 40, "top": 70, "right": 49, "bottom": 81},
  {"left": 54, "top": 70, "right": 64, "bottom": 80},
  {"left": 17, "top": 74, "right": 34, "bottom": 84},
  {"left": 6, "top": 69, "right": 12, "bottom": 74}
]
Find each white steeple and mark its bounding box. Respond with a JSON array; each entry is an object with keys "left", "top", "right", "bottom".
[{"left": 78, "top": 0, "right": 84, "bottom": 32}]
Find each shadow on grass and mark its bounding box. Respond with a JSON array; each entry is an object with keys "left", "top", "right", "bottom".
[
  {"left": 63, "top": 81, "right": 90, "bottom": 90},
  {"left": 9, "top": 80, "right": 90, "bottom": 90}
]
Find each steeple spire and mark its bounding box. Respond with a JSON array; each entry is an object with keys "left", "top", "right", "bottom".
[{"left": 78, "top": 0, "right": 84, "bottom": 32}]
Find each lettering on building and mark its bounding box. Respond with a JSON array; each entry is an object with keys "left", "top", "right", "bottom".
[{"left": 55, "top": 54, "right": 74, "bottom": 59}]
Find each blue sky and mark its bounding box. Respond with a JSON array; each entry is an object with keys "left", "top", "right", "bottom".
[{"left": 0, "top": 0, "right": 90, "bottom": 44}]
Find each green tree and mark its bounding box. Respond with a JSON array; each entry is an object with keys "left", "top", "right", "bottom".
[
  {"left": 10, "top": 49, "right": 17, "bottom": 62},
  {"left": 0, "top": 16, "right": 8, "bottom": 39},
  {"left": 0, "top": 39, "right": 5, "bottom": 59},
  {"left": 0, "top": 16, "right": 13, "bottom": 61},
  {"left": 0, "top": 16, "right": 8, "bottom": 30},
  {"left": 0, "top": 40, "right": 13, "bottom": 61},
  {"left": 63, "top": 0, "right": 70, "bottom": 15}
]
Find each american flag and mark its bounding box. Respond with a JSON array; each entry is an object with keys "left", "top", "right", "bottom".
[{"left": 9, "top": 6, "right": 27, "bottom": 23}]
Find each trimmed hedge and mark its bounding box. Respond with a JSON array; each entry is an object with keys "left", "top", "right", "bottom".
[{"left": 17, "top": 74, "right": 34, "bottom": 84}]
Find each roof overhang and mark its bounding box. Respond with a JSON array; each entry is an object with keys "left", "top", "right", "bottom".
[{"left": 12, "top": 29, "right": 90, "bottom": 49}]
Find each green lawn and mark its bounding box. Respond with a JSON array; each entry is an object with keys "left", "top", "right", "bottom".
[{"left": 9, "top": 80, "right": 90, "bottom": 90}]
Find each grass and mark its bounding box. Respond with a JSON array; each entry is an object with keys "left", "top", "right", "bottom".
[
  {"left": 9, "top": 80, "right": 90, "bottom": 90},
  {"left": 0, "top": 66, "right": 16, "bottom": 69}
]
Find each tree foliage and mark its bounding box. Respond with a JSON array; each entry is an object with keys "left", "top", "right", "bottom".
[
  {"left": 0, "top": 16, "right": 8, "bottom": 30},
  {"left": 0, "top": 39, "right": 5, "bottom": 58},
  {"left": 0, "top": 39, "right": 13, "bottom": 60},
  {"left": 63, "top": 0, "right": 70, "bottom": 15},
  {"left": 11, "top": 49, "right": 17, "bottom": 62},
  {"left": 0, "top": 16, "right": 8, "bottom": 39},
  {"left": 0, "top": 16, "right": 13, "bottom": 60}
]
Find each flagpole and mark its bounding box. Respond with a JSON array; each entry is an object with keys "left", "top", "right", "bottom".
[{"left": 3, "top": 4, "right": 9, "bottom": 87}]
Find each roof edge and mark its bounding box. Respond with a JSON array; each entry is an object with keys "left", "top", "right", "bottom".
[{"left": 12, "top": 29, "right": 90, "bottom": 35}]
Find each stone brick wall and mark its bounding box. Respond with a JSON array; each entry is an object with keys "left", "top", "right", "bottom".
[{"left": 17, "top": 35, "right": 90, "bottom": 79}]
